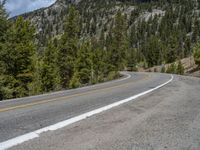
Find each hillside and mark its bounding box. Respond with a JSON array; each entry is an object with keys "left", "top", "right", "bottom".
[
  {"left": 145, "top": 56, "right": 200, "bottom": 77},
  {"left": 1, "top": 0, "right": 200, "bottom": 100},
  {"left": 20, "top": 0, "right": 200, "bottom": 49}
]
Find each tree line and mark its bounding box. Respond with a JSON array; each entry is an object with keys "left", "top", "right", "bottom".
[
  {"left": 1, "top": 1, "right": 200, "bottom": 100},
  {"left": 0, "top": 5, "right": 128, "bottom": 100},
  {"left": 77, "top": 0, "right": 200, "bottom": 71}
]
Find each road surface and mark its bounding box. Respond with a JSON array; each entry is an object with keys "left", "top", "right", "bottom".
[{"left": 0, "top": 72, "right": 200, "bottom": 150}]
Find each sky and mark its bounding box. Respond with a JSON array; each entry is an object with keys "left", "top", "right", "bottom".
[{"left": 3, "top": 0, "right": 56, "bottom": 17}]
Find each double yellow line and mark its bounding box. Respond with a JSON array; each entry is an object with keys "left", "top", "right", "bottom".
[{"left": 0, "top": 74, "right": 149, "bottom": 113}]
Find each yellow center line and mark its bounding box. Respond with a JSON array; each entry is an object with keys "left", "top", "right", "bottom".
[{"left": 0, "top": 74, "right": 149, "bottom": 113}]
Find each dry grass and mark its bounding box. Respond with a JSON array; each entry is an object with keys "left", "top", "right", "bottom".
[{"left": 143, "top": 57, "right": 200, "bottom": 77}]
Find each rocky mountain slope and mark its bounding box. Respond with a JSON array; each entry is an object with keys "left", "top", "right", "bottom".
[
  {"left": 18, "top": 0, "right": 200, "bottom": 64},
  {"left": 18, "top": 0, "right": 170, "bottom": 46}
]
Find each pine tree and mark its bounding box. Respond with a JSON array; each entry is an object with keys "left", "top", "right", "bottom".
[
  {"left": 0, "top": 16, "right": 36, "bottom": 99},
  {"left": 165, "top": 35, "right": 178, "bottom": 63},
  {"left": 145, "top": 36, "right": 163, "bottom": 67},
  {"left": 192, "top": 17, "right": 200, "bottom": 42},
  {"left": 91, "top": 38, "right": 116, "bottom": 83},
  {"left": 0, "top": 1, "right": 9, "bottom": 74},
  {"left": 92, "top": 48, "right": 109, "bottom": 82},
  {"left": 0, "top": 3, "right": 11, "bottom": 100},
  {"left": 69, "top": 71, "right": 81, "bottom": 88},
  {"left": 72, "top": 41, "right": 94, "bottom": 86},
  {"left": 193, "top": 42, "right": 200, "bottom": 68},
  {"left": 58, "top": 6, "right": 80, "bottom": 88},
  {"left": 109, "top": 11, "right": 128, "bottom": 71},
  {"left": 0, "top": 1, "right": 8, "bottom": 71},
  {"left": 127, "top": 48, "right": 137, "bottom": 71},
  {"left": 35, "top": 40, "right": 60, "bottom": 93},
  {"left": 0, "top": 1, "right": 8, "bottom": 42}
]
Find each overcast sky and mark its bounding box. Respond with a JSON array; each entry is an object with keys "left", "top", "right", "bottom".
[{"left": 4, "top": 0, "right": 56, "bottom": 17}]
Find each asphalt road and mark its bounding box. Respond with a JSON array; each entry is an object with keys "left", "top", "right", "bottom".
[{"left": 1, "top": 72, "right": 199, "bottom": 150}]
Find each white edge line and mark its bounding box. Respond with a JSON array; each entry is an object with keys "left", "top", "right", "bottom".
[{"left": 0, "top": 74, "right": 173, "bottom": 150}]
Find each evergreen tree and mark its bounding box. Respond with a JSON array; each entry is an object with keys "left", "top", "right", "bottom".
[
  {"left": 58, "top": 6, "right": 80, "bottom": 88},
  {"left": 165, "top": 35, "right": 178, "bottom": 63},
  {"left": 0, "top": 1, "right": 8, "bottom": 70},
  {"left": 0, "top": 16, "right": 36, "bottom": 99},
  {"left": 35, "top": 40, "right": 60, "bottom": 93},
  {"left": 29, "top": 55, "right": 43, "bottom": 95},
  {"left": 0, "top": 1, "right": 8, "bottom": 42},
  {"left": 145, "top": 36, "right": 163, "bottom": 67},
  {"left": 91, "top": 38, "right": 116, "bottom": 83},
  {"left": 109, "top": 11, "right": 128, "bottom": 70},
  {"left": 0, "top": 3, "right": 12, "bottom": 100},
  {"left": 127, "top": 48, "right": 137, "bottom": 71},
  {"left": 93, "top": 48, "right": 112, "bottom": 82},
  {"left": 193, "top": 42, "right": 200, "bottom": 68},
  {"left": 72, "top": 41, "right": 93, "bottom": 87},
  {"left": 69, "top": 71, "right": 81, "bottom": 88}
]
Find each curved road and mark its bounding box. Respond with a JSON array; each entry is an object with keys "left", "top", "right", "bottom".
[{"left": 0, "top": 72, "right": 200, "bottom": 150}]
